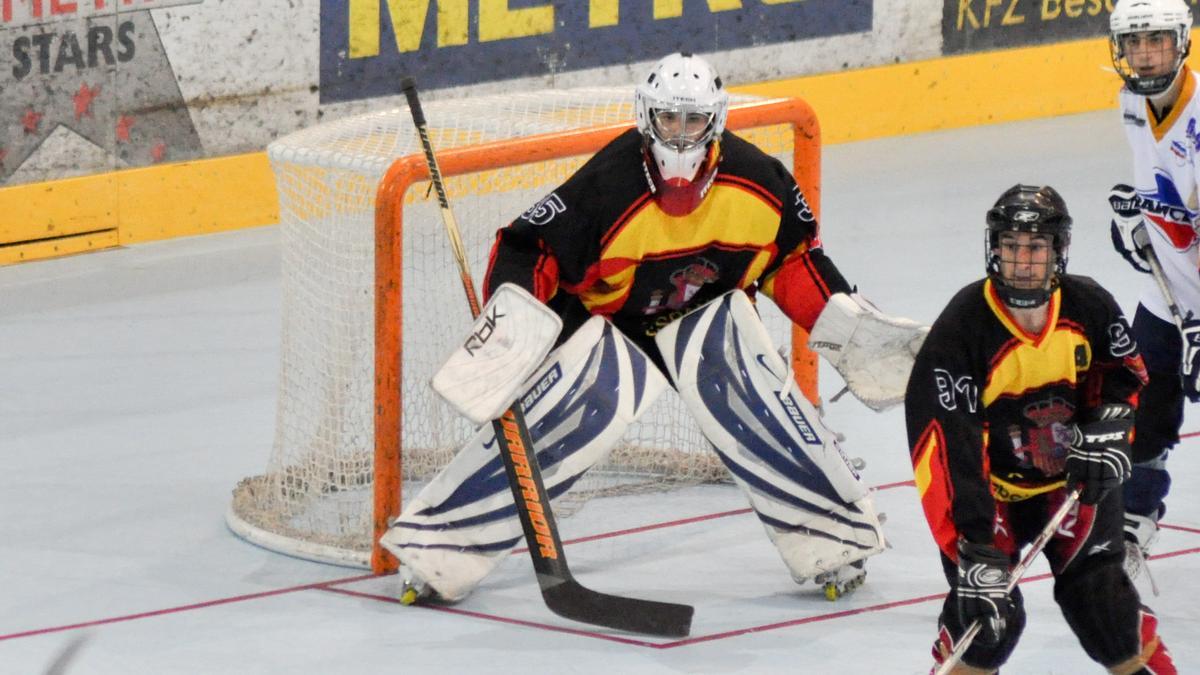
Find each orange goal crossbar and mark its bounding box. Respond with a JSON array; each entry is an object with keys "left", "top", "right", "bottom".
[{"left": 371, "top": 97, "right": 821, "bottom": 573}]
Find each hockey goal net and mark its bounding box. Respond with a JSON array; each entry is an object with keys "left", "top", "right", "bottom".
[{"left": 228, "top": 87, "right": 822, "bottom": 573}]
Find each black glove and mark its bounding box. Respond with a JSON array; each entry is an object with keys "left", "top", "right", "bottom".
[
  {"left": 1180, "top": 318, "right": 1200, "bottom": 403},
  {"left": 1065, "top": 403, "right": 1134, "bottom": 504},
  {"left": 956, "top": 539, "right": 1014, "bottom": 646},
  {"left": 1109, "top": 184, "right": 1152, "bottom": 274}
]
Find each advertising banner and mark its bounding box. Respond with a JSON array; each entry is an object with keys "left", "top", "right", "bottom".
[
  {"left": 944, "top": 0, "right": 1199, "bottom": 54},
  {"left": 320, "top": 0, "right": 874, "bottom": 104}
]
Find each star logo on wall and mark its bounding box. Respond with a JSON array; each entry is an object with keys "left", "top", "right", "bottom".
[
  {"left": 73, "top": 83, "right": 101, "bottom": 121},
  {"left": 115, "top": 115, "right": 136, "bottom": 143},
  {"left": 21, "top": 109, "right": 43, "bottom": 134},
  {"left": 1, "top": 1, "right": 204, "bottom": 182}
]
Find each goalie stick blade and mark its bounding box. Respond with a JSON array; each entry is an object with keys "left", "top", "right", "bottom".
[{"left": 540, "top": 577, "right": 694, "bottom": 638}]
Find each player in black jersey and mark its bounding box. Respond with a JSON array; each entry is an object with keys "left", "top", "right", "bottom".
[
  {"left": 483, "top": 56, "right": 851, "bottom": 368},
  {"left": 906, "top": 185, "right": 1174, "bottom": 673},
  {"left": 383, "top": 53, "right": 925, "bottom": 606}
]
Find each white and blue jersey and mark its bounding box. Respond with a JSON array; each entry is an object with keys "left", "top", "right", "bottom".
[{"left": 1120, "top": 66, "right": 1200, "bottom": 322}]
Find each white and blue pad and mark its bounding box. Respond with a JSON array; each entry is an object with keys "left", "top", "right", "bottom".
[
  {"left": 380, "top": 315, "right": 666, "bottom": 602},
  {"left": 655, "top": 290, "right": 886, "bottom": 581}
]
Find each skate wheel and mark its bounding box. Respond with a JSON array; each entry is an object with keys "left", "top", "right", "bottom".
[{"left": 399, "top": 586, "right": 421, "bottom": 606}]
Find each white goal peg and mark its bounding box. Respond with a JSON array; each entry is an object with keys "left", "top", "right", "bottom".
[{"left": 431, "top": 283, "right": 563, "bottom": 425}]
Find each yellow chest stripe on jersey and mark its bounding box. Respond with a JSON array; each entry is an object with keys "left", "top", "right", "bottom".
[
  {"left": 1149, "top": 66, "right": 1195, "bottom": 143},
  {"left": 602, "top": 181, "right": 781, "bottom": 267},
  {"left": 982, "top": 281, "right": 1091, "bottom": 406},
  {"left": 579, "top": 182, "right": 783, "bottom": 309}
]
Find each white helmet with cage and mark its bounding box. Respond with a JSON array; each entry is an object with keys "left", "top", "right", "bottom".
[
  {"left": 634, "top": 52, "right": 729, "bottom": 216},
  {"left": 1110, "top": 0, "right": 1192, "bottom": 96}
]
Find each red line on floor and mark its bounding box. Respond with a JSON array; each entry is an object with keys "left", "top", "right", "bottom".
[
  {"left": 3, "top": 478, "right": 1193, "bottom": 645},
  {"left": 319, "top": 586, "right": 668, "bottom": 648},
  {"left": 0, "top": 574, "right": 376, "bottom": 643},
  {"left": 516, "top": 479, "right": 917, "bottom": 553}
]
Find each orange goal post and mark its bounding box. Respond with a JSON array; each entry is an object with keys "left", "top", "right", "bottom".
[{"left": 228, "top": 88, "right": 823, "bottom": 574}]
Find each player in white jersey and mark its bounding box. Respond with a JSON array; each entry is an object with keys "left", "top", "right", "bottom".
[{"left": 1108, "top": 0, "right": 1198, "bottom": 580}]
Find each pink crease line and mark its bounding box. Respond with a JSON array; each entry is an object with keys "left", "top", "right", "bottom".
[
  {"left": 517, "top": 478, "right": 918, "bottom": 553},
  {"left": 324, "top": 542, "right": 1200, "bottom": 650},
  {"left": 4, "top": 478, "right": 1197, "bottom": 645},
  {"left": 1, "top": 480, "right": 915, "bottom": 643}
]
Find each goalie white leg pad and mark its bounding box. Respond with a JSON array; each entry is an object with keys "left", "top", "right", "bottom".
[
  {"left": 808, "top": 292, "right": 929, "bottom": 412},
  {"left": 380, "top": 315, "right": 666, "bottom": 602},
  {"left": 655, "top": 290, "right": 886, "bottom": 580}
]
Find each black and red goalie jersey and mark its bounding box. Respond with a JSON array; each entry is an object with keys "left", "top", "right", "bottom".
[
  {"left": 482, "top": 128, "right": 850, "bottom": 355},
  {"left": 905, "top": 275, "right": 1147, "bottom": 560}
]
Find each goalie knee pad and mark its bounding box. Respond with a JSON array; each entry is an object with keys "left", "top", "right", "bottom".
[
  {"left": 380, "top": 316, "right": 667, "bottom": 601},
  {"left": 654, "top": 290, "right": 886, "bottom": 581}
]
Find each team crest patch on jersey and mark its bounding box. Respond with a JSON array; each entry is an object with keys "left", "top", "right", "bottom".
[
  {"left": 1008, "top": 396, "right": 1075, "bottom": 475},
  {"left": 1187, "top": 118, "right": 1200, "bottom": 151},
  {"left": 1137, "top": 172, "right": 1199, "bottom": 250},
  {"left": 642, "top": 258, "right": 720, "bottom": 314}
]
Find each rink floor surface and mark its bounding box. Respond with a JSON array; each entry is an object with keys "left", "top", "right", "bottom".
[{"left": 2, "top": 109, "right": 1197, "bottom": 673}]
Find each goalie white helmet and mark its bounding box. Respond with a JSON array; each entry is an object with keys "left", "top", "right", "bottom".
[
  {"left": 635, "top": 52, "right": 729, "bottom": 216},
  {"left": 1109, "top": 0, "right": 1192, "bottom": 96}
]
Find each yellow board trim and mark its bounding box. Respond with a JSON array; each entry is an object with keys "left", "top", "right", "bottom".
[
  {"left": 8, "top": 32, "right": 1197, "bottom": 264},
  {"left": 0, "top": 152, "right": 277, "bottom": 263},
  {"left": 736, "top": 36, "right": 1131, "bottom": 145},
  {"left": 0, "top": 229, "right": 120, "bottom": 265}
]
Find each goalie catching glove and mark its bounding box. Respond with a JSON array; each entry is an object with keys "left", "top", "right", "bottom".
[
  {"left": 808, "top": 292, "right": 929, "bottom": 411},
  {"left": 1065, "top": 403, "right": 1134, "bottom": 505}
]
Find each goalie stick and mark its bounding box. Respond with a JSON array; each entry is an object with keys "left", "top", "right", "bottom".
[
  {"left": 400, "top": 77, "right": 694, "bottom": 638},
  {"left": 934, "top": 488, "right": 1081, "bottom": 675}
]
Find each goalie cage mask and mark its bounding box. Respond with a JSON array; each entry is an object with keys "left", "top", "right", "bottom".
[
  {"left": 635, "top": 52, "right": 728, "bottom": 217},
  {"left": 984, "top": 184, "right": 1073, "bottom": 309}
]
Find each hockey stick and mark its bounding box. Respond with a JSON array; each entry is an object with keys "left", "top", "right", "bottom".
[
  {"left": 1134, "top": 226, "right": 1187, "bottom": 332},
  {"left": 1128, "top": 226, "right": 1170, "bottom": 597},
  {"left": 934, "top": 487, "right": 1082, "bottom": 675},
  {"left": 399, "top": 77, "right": 694, "bottom": 638},
  {"left": 43, "top": 633, "right": 89, "bottom": 675}
]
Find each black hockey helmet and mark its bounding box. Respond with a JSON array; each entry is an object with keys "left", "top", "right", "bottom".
[{"left": 985, "top": 184, "right": 1072, "bottom": 308}]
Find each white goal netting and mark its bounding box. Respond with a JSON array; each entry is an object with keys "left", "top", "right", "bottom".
[{"left": 227, "top": 87, "right": 815, "bottom": 569}]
